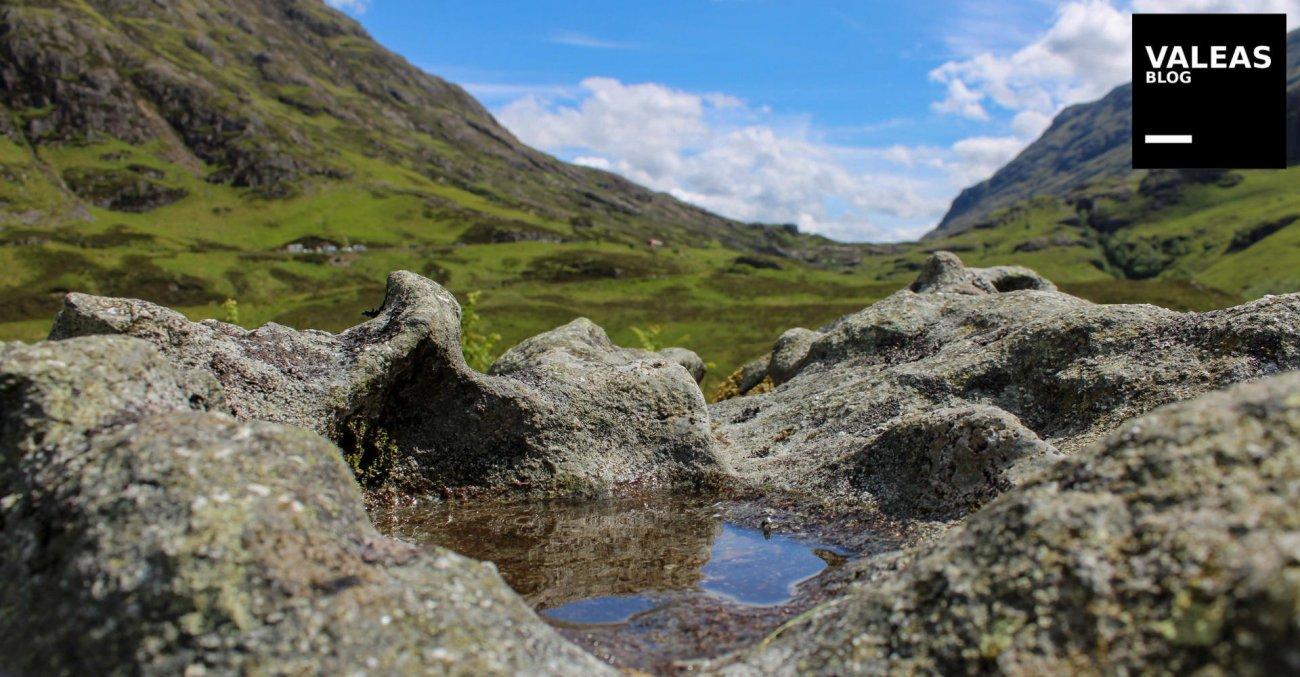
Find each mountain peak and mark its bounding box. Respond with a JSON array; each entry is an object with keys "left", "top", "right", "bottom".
[{"left": 928, "top": 29, "right": 1300, "bottom": 240}]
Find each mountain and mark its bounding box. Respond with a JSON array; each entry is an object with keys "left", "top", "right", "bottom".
[
  {"left": 931, "top": 29, "right": 1300, "bottom": 239},
  {"left": 0, "top": 0, "right": 864, "bottom": 256},
  {"left": 0, "top": 0, "right": 886, "bottom": 388},
  {"left": 3, "top": 1, "right": 1296, "bottom": 390},
  {"left": 931, "top": 85, "right": 1133, "bottom": 238}
]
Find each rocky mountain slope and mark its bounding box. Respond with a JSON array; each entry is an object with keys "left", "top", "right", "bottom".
[
  {"left": 0, "top": 0, "right": 882, "bottom": 390},
  {"left": 931, "top": 29, "right": 1300, "bottom": 238},
  {"left": 0, "top": 0, "right": 841, "bottom": 254},
  {"left": 4, "top": 256, "right": 1299, "bottom": 672}
]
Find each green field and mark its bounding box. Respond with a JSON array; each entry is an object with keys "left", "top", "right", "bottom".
[{"left": 7, "top": 130, "right": 1291, "bottom": 395}]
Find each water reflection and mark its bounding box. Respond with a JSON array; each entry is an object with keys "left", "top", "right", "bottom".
[
  {"left": 701, "top": 524, "right": 827, "bottom": 605},
  {"left": 383, "top": 494, "right": 838, "bottom": 621},
  {"left": 544, "top": 595, "right": 658, "bottom": 624}
]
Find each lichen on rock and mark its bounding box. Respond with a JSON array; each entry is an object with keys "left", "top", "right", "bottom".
[
  {"left": 49, "top": 273, "right": 724, "bottom": 497},
  {"left": 0, "top": 337, "right": 610, "bottom": 674},
  {"left": 710, "top": 251, "right": 1300, "bottom": 518},
  {"left": 9, "top": 252, "right": 1300, "bottom": 674},
  {"left": 712, "top": 372, "right": 1300, "bottom": 674}
]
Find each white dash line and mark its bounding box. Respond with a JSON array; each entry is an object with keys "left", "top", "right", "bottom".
[{"left": 1144, "top": 134, "right": 1193, "bottom": 144}]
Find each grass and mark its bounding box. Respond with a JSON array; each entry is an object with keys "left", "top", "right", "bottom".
[{"left": 4, "top": 133, "right": 1296, "bottom": 395}]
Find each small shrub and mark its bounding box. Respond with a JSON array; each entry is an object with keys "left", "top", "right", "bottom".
[
  {"left": 221, "top": 298, "right": 240, "bottom": 325},
  {"left": 711, "top": 368, "right": 745, "bottom": 402},
  {"left": 630, "top": 324, "right": 665, "bottom": 352},
  {"left": 461, "top": 290, "right": 500, "bottom": 372}
]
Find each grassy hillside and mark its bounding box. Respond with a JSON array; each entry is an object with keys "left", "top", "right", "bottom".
[
  {"left": 1, "top": 0, "right": 1296, "bottom": 397},
  {"left": 933, "top": 30, "right": 1299, "bottom": 239},
  {"left": 0, "top": 0, "right": 880, "bottom": 392}
]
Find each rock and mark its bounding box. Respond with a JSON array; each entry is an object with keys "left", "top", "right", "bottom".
[
  {"left": 0, "top": 335, "right": 227, "bottom": 468},
  {"left": 467, "top": 318, "right": 722, "bottom": 494},
  {"left": 50, "top": 277, "right": 723, "bottom": 496},
  {"left": 838, "top": 405, "right": 1061, "bottom": 519},
  {"left": 737, "top": 356, "right": 770, "bottom": 394},
  {"left": 61, "top": 166, "right": 188, "bottom": 212},
  {"left": 910, "top": 250, "right": 1057, "bottom": 294},
  {"left": 0, "top": 339, "right": 608, "bottom": 674},
  {"left": 767, "top": 328, "right": 819, "bottom": 386},
  {"left": 49, "top": 270, "right": 460, "bottom": 440},
  {"left": 713, "top": 371, "right": 1300, "bottom": 675},
  {"left": 659, "top": 346, "right": 707, "bottom": 384},
  {"left": 711, "top": 254, "right": 1300, "bottom": 517}
]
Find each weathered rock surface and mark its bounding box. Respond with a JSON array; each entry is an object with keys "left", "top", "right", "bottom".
[
  {"left": 49, "top": 274, "right": 722, "bottom": 496},
  {"left": 48, "top": 271, "right": 456, "bottom": 437},
  {"left": 909, "top": 249, "right": 1057, "bottom": 294},
  {"left": 767, "top": 327, "right": 819, "bottom": 386},
  {"left": 838, "top": 405, "right": 1061, "bottom": 519},
  {"left": 16, "top": 255, "right": 1300, "bottom": 674},
  {"left": 713, "top": 252, "right": 1300, "bottom": 517},
  {"left": 658, "top": 346, "right": 707, "bottom": 384},
  {"left": 0, "top": 335, "right": 227, "bottom": 465},
  {"left": 713, "top": 371, "right": 1300, "bottom": 675},
  {"left": 0, "top": 336, "right": 610, "bottom": 674}
]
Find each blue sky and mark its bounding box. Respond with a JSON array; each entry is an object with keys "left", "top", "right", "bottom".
[{"left": 326, "top": 0, "right": 1300, "bottom": 241}]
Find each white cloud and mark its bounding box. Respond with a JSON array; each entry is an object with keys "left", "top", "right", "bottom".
[
  {"left": 932, "top": 79, "right": 990, "bottom": 120},
  {"left": 490, "top": 1, "right": 1300, "bottom": 241},
  {"left": 945, "top": 136, "right": 1026, "bottom": 187},
  {"left": 922, "top": 0, "right": 1299, "bottom": 207},
  {"left": 930, "top": 1, "right": 1132, "bottom": 130},
  {"left": 324, "top": 0, "right": 369, "bottom": 13},
  {"left": 547, "top": 30, "right": 636, "bottom": 49},
  {"left": 496, "top": 78, "right": 957, "bottom": 241},
  {"left": 1132, "top": 0, "right": 1300, "bottom": 29},
  {"left": 932, "top": 0, "right": 1300, "bottom": 129}
]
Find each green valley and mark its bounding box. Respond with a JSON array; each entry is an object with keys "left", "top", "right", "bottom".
[{"left": 1, "top": 0, "right": 1297, "bottom": 395}]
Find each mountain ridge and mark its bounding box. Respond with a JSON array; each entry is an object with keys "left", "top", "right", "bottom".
[
  {"left": 0, "top": 0, "right": 864, "bottom": 260},
  {"left": 929, "top": 28, "right": 1300, "bottom": 239}
]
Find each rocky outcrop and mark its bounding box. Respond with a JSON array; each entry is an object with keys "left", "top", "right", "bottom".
[
  {"left": 909, "top": 250, "right": 1057, "bottom": 294},
  {"left": 0, "top": 336, "right": 610, "bottom": 675},
  {"left": 658, "top": 346, "right": 707, "bottom": 384},
  {"left": 61, "top": 166, "right": 188, "bottom": 212},
  {"left": 712, "top": 252, "right": 1300, "bottom": 517},
  {"left": 49, "top": 270, "right": 458, "bottom": 439},
  {"left": 0, "top": 335, "right": 227, "bottom": 466},
  {"left": 714, "top": 371, "right": 1300, "bottom": 675},
  {"left": 837, "top": 405, "right": 1061, "bottom": 519},
  {"left": 766, "top": 327, "right": 819, "bottom": 386},
  {"left": 13, "top": 256, "right": 1300, "bottom": 674},
  {"left": 49, "top": 273, "right": 722, "bottom": 496}
]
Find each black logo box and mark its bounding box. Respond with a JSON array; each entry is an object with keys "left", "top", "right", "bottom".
[{"left": 1132, "top": 13, "right": 1286, "bottom": 169}]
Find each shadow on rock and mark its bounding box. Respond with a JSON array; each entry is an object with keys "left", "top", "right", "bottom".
[
  {"left": 0, "top": 337, "right": 609, "bottom": 674},
  {"left": 48, "top": 271, "right": 724, "bottom": 497}
]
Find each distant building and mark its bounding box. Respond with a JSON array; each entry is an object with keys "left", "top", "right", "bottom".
[{"left": 647, "top": 238, "right": 665, "bottom": 248}]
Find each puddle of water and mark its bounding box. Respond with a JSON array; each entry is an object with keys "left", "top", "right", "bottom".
[
  {"left": 544, "top": 594, "right": 658, "bottom": 624},
  {"left": 378, "top": 494, "right": 851, "bottom": 671},
  {"left": 700, "top": 524, "right": 827, "bottom": 605}
]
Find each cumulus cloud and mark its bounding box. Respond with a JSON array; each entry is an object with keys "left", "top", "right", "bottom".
[
  {"left": 931, "top": 0, "right": 1300, "bottom": 129},
  {"left": 945, "top": 137, "right": 1027, "bottom": 187},
  {"left": 930, "top": 1, "right": 1132, "bottom": 128},
  {"left": 324, "top": 0, "right": 369, "bottom": 13},
  {"left": 489, "top": 1, "right": 1299, "bottom": 241},
  {"left": 1132, "top": 0, "right": 1300, "bottom": 28},
  {"left": 497, "top": 78, "right": 957, "bottom": 241}
]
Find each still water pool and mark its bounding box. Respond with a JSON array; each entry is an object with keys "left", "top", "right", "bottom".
[{"left": 378, "top": 494, "right": 851, "bottom": 669}]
